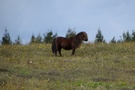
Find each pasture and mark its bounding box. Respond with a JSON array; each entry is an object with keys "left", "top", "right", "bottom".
[{"left": 0, "top": 43, "right": 135, "bottom": 90}]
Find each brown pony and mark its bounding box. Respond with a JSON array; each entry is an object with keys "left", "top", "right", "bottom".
[{"left": 52, "top": 31, "right": 88, "bottom": 56}]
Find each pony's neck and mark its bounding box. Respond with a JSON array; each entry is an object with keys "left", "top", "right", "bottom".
[{"left": 74, "top": 35, "right": 82, "bottom": 44}]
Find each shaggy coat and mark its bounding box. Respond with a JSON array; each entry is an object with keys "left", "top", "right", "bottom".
[{"left": 52, "top": 31, "right": 88, "bottom": 56}]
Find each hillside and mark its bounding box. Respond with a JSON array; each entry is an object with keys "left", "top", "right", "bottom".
[{"left": 0, "top": 43, "right": 135, "bottom": 90}]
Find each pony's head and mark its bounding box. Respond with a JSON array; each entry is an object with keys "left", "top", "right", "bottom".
[{"left": 77, "top": 32, "right": 88, "bottom": 41}]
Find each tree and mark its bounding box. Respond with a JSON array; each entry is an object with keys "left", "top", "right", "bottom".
[
  {"left": 36, "top": 34, "right": 42, "bottom": 43},
  {"left": 65, "top": 28, "right": 76, "bottom": 38},
  {"left": 131, "top": 30, "right": 135, "bottom": 42},
  {"left": 43, "top": 31, "right": 57, "bottom": 43},
  {"left": 15, "top": 35, "right": 22, "bottom": 45},
  {"left": 122, "top": 31, "right": 132, "bottom": 42},
  {"left": 94, "top": 29, "right": 106, "bottom": 43},
  {"left": 30, "top": 34, "right": 42, "bottom": 44},
  {"left": 30, "top": 34, "right": 36, "bottom": 44},
  {"left": 110, "top": 37, "right": 116, "bottom": 43},
  {"left": 117, "top": 36, "right": 123, "bottom": 43},
  {"left": 1, "top": 28, "right": 12, "bottom": 45}
]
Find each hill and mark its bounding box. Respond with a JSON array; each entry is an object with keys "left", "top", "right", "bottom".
[{"left": 0, "top": 43, "right": 135, "bottom": 90}]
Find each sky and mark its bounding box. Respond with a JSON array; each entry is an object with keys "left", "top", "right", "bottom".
[{"left": 0, "top": 0, "right": 135, "bottom": 44}]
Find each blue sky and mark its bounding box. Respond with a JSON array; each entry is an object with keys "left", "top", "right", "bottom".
[{"left": 0, "top": 0, "right": 135, "bottom": 44}]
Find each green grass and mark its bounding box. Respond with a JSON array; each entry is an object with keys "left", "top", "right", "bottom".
[{"left": 0, "top": 43, "right": 135, "bottom": 90}]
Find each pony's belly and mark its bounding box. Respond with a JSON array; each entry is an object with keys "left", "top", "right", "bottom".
[
  {"left": 61, "top": 42, "right": 72, "bottom": 50},
  {"left": 62, "top": 46, "right": 72, "bottom": 50},
  {"left": 63, "top": 48, "right": 72, "bottom": 50}
]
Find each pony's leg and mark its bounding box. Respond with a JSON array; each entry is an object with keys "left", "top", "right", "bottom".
[
  {"left": 58, "top": 48, "right": 62, "bottom": 56},
  {"left": 54, "top": 47, "right": 57, "bottom": 56},
  {"left": 54, "top": 50, "right": 57, "bottom": 56},
  {"left": 72, "top": 49, "right": 76, "bottom": 55},
  {"left": 54, "top": 43, "right": 58, "bottom": 56}
]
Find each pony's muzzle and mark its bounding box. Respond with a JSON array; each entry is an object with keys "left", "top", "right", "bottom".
[{"left": 84, "top": 38, "right": 88, "bottom": 41}]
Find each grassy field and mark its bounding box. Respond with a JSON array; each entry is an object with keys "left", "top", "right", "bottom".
[{"left": 0, "top": 43, "right": 135, "bottom": 90}]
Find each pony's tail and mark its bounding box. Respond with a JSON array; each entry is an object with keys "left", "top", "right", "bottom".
[{"left": 52, "top": 38, "right": 56, "bottom": 54}]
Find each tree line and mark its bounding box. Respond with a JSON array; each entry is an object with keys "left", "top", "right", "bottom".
[
  {"left": 1, "top": 28, "right": 135, "bottom": 45},
  {"left": 95, "top": 28, "right": 135, "bottom": 43}
]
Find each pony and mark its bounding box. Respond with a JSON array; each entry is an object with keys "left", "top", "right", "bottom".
[{"left": 52, "top": 31, "right": 88, "bottom": 56}]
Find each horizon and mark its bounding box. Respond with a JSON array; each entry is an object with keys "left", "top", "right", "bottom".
[{"left": 1, "top": 28, "right": 135, "bottom": 44}]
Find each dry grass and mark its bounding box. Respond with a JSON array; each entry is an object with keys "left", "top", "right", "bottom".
[{"left": 0, "top": 43, "right": 135, "bottom": 90}]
